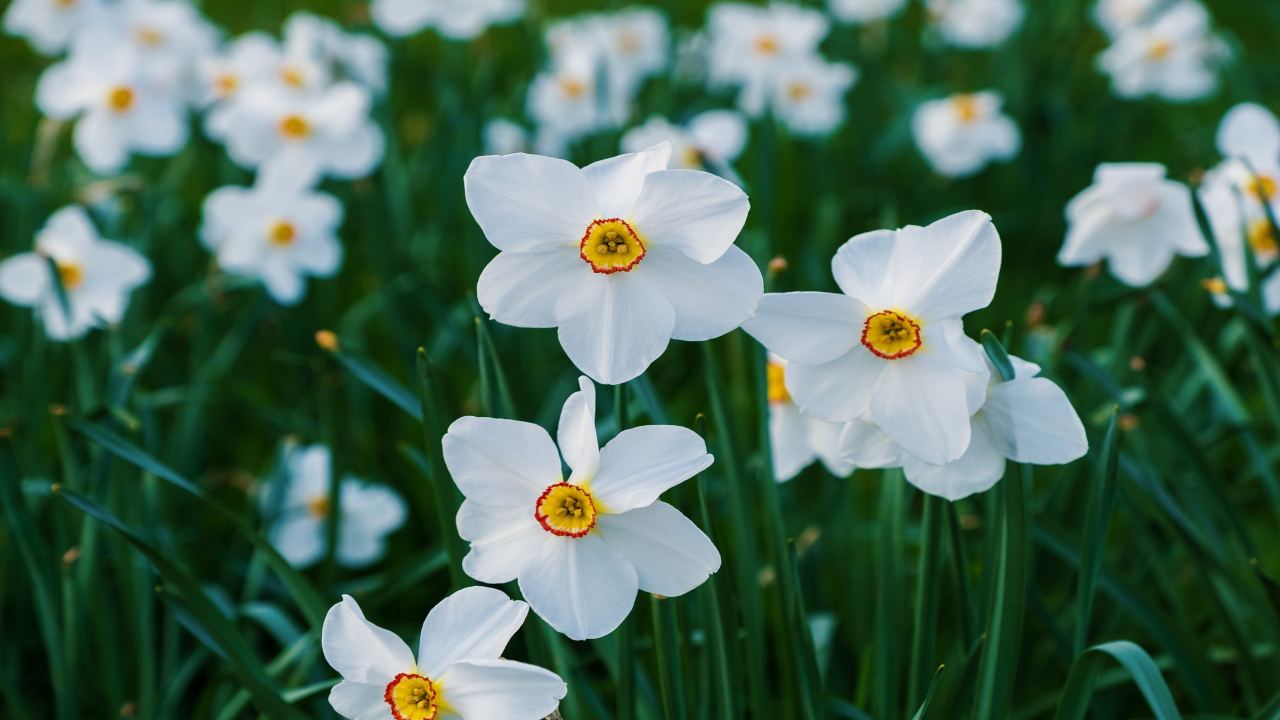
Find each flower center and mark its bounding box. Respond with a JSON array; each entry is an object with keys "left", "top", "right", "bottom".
[
  {"left": 306, "top": 495, "right": 330, "bottom": 518},
  {"left": 680, "top": 146, "right": 703, "bottom": 168},
  {"left": 580, "top": 218, "right": 646, "bottom": 274},
  {"left": 953, "top": 94, "right": 980, "bottom": 123},
  {"left": 560, "top": 77, "right": 587, "bottom": 99},
  {"left": 535, "top": 483, "right": 598, "bottom": 538},
  {"left": 1245, "top": 174, "right": 1278, "bottom": 201},
  {"left": 385, "top": 673, "right": 438, "bottom": 720},
  {"left": 754, "top": 34, "right": 780, "bottom": 55},
  {"left": 56, "top": 260, "right": 84, "bottom": 290},
  {"left": 617, "top": 30, "right": 640, "bottom": 54},
  {"left": 766, "top": 361, "right": 790, "bottom": 404},
  {"left": 1146, "top": 39, "right": 1171, "bottom": 60},
  {"left": 214, "top": 73, "right": 239, "bottom": 97},
  {"left": 279, "top": 114, "right": 312, "bottom": 140},
  {"left": 861, "top": 310, "right": 923, "bottom": 360},
  {"left": 1248, "top": 218, "right": 1278, "bottom": 257},
  {"left": 107, "top": 86, "right": 135, "bottom": 113},
  {"left": 54, "top": 0, "right": 77, "bottom": 8},
  {"left": 267, "top": 220, "right": 298, "bottom": 247},
  {"left": 136, "top": 26, "right": 163, "bottom": 46},
  {"left": 280, "top": 66, "right": 306, "bottom": 88},
  {"left": 787, "top": 82, "right": 812, "bottom": 101}
]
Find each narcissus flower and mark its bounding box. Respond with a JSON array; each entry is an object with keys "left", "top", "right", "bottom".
[
  {"left": 443, "top": 377, "right": 721, "bottom": 640},
  {"left": 829, "top": 0, "right": 907, "bottom": 24},
  {"left": 321, "top": 588, "right": 566, "bottom": 720},
  {"left": 767, "top": 356, "right": 854, "bottom": 482},
  {"left": 912, "top": 91, "right": 1020, "bottom": 178},
  {"left": 925, "top": 0, "right": 1024, "bottom": 48},
  {"left": 3, "top": 0, "right": 104, "bottom": 55},
  {"left": 706, "top": 2, "right": 830, "bottom": 117},
  {"left": 1059, "top": 163, "right": 1207, "bottom": 286},
  {"left": 768, "top": 56, "right": 858, "bottom": 137},
  {"left": 372, "top": 0, "right": 525, "bottom": 40},
  {"left": 0, "top": 206, "right": 150, "bottom": 341},
  {"left": 841, "top": 353, "right": 1088, "bottom": 500},
  {"left": 1097, "top": 1, "right": 1223, "bottom": 102},
  {"left": 745, "top": 211, "right": 1000, "bottom": 465},
  {"left": 465, "top": 143, "right": 760, "bottom": 385},
  {"left": 1093, "top": 0, "right": 1160, "bottom": 38},
  {"left": 262, "top": 443, "right": 405, "bottom": 568},
  {"left": 200, "top": 156, "right": 344, "bottom": 305},
  {"left": 621, "top": 111, "right": 748, "bottom": 173}
]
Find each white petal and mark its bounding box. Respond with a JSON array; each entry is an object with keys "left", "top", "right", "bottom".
[
  {"left": 261, "top": 260, "right": 305, "bottom": 305},
  {"left": 596, "top": 501, "right": 720, "bottom": 596},
  {"left": 742, "top": 292, "right": 863, "bottom": 365},
  {"left": 784, "top": 348, "right": 886, "bottom": 422},
  {"left": 0, "top": 254, "right": 53, "bottom": 307},
  {"left": 640, "top": 245, "right": 762, "bottom": 341},
  {"left": 127, "top": 98, "right": 188, "bottom": 156},
  {"left": 457, "top": 500, "right": 547, "bottom": 584},
  {"left": 870, "top": 355, "right": 981, "bottom": 465},
  {"left": 323, "top": 122, "right": 384, "bottom": 179},
  {"left": 1217, "top": 103, "right": 1280, "bottom": 167},
  {"left": 554, "top": 273, "right": 676, "bottom": 385},
  {"left": 628, "top": 169, "right": 750, "bottom": 264},
  {"left": 837, "top": 417, "right": 902, "bottom": 468},
  {"left": 832, "top": 229, "right": 896, "bottom": 308},
  {"left": 557, "top": 376, "right": 599, "bottom": 482},
  {"left": 689, "top": 110, "right": 748, "bottom": 162},
  {"left": 477, "top": 249, "right": 584, "bottom": 328},
  {"left": 589, "top": 426, "right": 712, "bottom": 513},
  {"left": 74, "top": 110, "right": 129, "bottom": 174},
  {"left": 982, "top": 377, "right": 1089, "bottom": 465},
  {"left": 770, "top": 402, "right": 817, "bottom": 482},
  {"left": 517, "top": 533, "right": 639, "bottom": 640},
  {"left": 902, "top": 422, "right": 1008, "bottom": 501},
  {"left": 437, "top": 659, "right": 566, "bottom": 720},
  {"left": 889, "top": 210, "right": 1002, "bottom": 319},
  {"left": 269, "top": 515, "right": 324, "bottom": 568},
  {"left": 808, "top": 415, "right": 856, "bottom": 477},
  {"left": 328, "top": 680, "right": 387, "bottom": 720},
  {"left": 443, "top": 417, "right": 562, "bottom": 504},
  {"left": 583, "top": 143, "right": 672, "bottom": 217},
  {"left": 321, "top": 594, "right": 414, "bottom": 685},
  {"left": 417, "top": 586, "right": 528, "bottom": 678},
  {"left": 464, "top": 153, "right": 599, "bottom": 253}
]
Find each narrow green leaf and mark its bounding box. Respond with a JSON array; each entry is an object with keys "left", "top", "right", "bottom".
[
  {"left": 910, "top": 666, "right": 945, "bottom": 720},
  {"left": 980, "top": 329, "right": 1016, "bottom": 381},
  {"left": 972, "top": 468, "right": 1029, "bottom": 719},
  {"left": 1075, "top": 411, "right": 1120, "bottom": 654},
  {"left": 415, "top": 349, "right": 467, "bottom": 586},
  {"left": 322, "top": 336, "right": 422, "bottom": 421},
  {"left": 1054, "top": 641, "right": 1182, "bottom": 720}
]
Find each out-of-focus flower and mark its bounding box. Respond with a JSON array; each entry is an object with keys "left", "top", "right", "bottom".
[
  {"left": 926, "top": 0, "right": 1024, "bottom": 48},
  {"left": 841, "top": 353, "right": 1088, "bottom": 500},
  {"left": 548, "top": 8, "right": 669, "bottom": 109},
  {"left": 3, "top": 0, "right": 104, "bottom": 55},
  {"left": 1097, "top": 0, "right": 1223, "bottom": 102},
  {"left": 88, "top": 0, "right": 218, "bottom": 94},
  {"left": 621, "top": 111, "right": 748, "bottom": 172},
  {"left": 282, "top": 12, "right": 388, "bottom": 94},
  {"left": 262, "top": 444, "right": 405, "bottom": 569},
  {"left": 1059, "top": 163, "right": 1207, "bottom": 286},
  {"left": 464, "top": 143, "right": 761, "bottom": 385},
  {"left": 322, "top": 589, "right": 565, "bottom": 719},
  {"left": 0, "top": 206, "right": 150, "bottom": 341},
  {"left": 912, "top": 91, "right": 1020, "bottom": 178},
  {"left": 829, "top": 0, "right": 908, "bottom": 24},
  {"left": 767, "top": 356, "right": 853, "bottom": 482},
  {"left": 197, "top": 33, "right": 280, "bottom": 139},
  {"left": 200, "top": 157, "right": 344, "bottom": 305},
  {"left": 443, "top": 377, "right": 721, "bottom": 640},
  {"left": 527, "top": 46, "right": 613, "bottom": 151},
  {"left": 706, "top": 2, "right": 830, "bottom": 117},
  {"left": 745, "top": 211, "right": 1000, "bottom": 465},
  {"left": 484, "top": 118, "right": 532, "bottom": 155},
  {"left": 36, "top": 33, "right": 190, "bottom": 174},
  {"left": 769, "top": 56, "right": 858, "bottom": 137},
  {"left": 1093, "top": 0, "right": 1159, "bottom": 38},
  {"left": 372, "top": 0, "right": 524, "bottom": 40}
]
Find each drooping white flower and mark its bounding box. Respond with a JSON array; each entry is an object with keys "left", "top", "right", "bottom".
[
  {"left": 322, "top": 589, "right": 566, "bottom": 720},
  {"left": 744, "top": 211, "right": 1000, "bottom": 465},
  {"left": 829, "top": 0, "right": 907, "bottom": 24},
  {"left": 841, "top": 353, "right": 1088, "bottom": 500},
  {"left": 912, "top": 91, "right": 1020, "bottom": 178},
  {"left": 3, "top": 0, "right": 105, "bottom": 55},
  {"left": 706, "top": 2, "right": 830, "bottom": 117},
  {"left": 443, "top": 377, "right": 721, "bottom": 640},
  {"left": 0, "top": 206, "right": 150, "bottom": 341},
  {"left": 926, "top": 0, "right": 1024, "bottom": 48},
  {"left": 767, "top": 356, "right": 854, "bottom": 482},
  {"left": 768, "top": 56, "right": 858, "bottom": 137},
  {"left": 200, "top": 157, "right": 344, "bottom": 305},
  {"left": 1097, "top": 1, "right": 1223, "bottom": 102},
  {"left": 1092, "top": 0, "right": 1160, "bottom": 38},
  {"left": 262, "top": 444, "right": 406, "bottom": 569},
  {"left": 464, "top": 143, "right": 761, "bottom": 385},
  {"left": 36, "top": 33, "right": 190, "bottom": 174},
  {"left": 621, "top": 111, "right": 748, "bottom": 172},
  {"left": 371, "top": 0, "right": 525, "bottom": 40},
  {"left": 1058, "top": 163, "right": 1208, "bottom": 286}
]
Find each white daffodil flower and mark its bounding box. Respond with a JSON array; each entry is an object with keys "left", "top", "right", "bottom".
[
  {"left": 197, "top": 32, "right": 281, "bottom": 140},
  {"left": 3, "top": 0, "right": 105, "bottom": 55},
  {"left": 0, "top": 206, "right": 150, "bottom": 341},
  {"left": 546, "top": 8, "right": 669, "bottom": 117},
  {"left": 90, "top": 0, "right": 218, "bottom": 94},
  {"left": 322, "top": 589, "right": 566, "bottom": 720},
  {"left": 1093, "top": 0, "right": 1160, "bottom": 38},
  {"left": 925, "top": 0, "right": 1024, "bottom": 48},
  {"left": 767, "top": 356, "right": 854, "bottom": 482},
  {"left": 621, "top": 111, "right": 748, "bottom": 172},
  {"left": 706, "top": 2, "right": 830, "bottom": 117},
  {"left": 484, "top": 118, "right": 533, "bottom": 156},
  {"left": 745, "top": 211, "right": 1000, "bottom": 465},
  {"left": 526, "top": 46, "right": 612, "bottom": 149},
  {"left": 464, "top": 143, "right": 761, "bottom": 385},
  {"left": 1097, "top": 0, "right": 1223, "bottom": 102},
  {"left": 372, "top": 0, "right": 525, "bottom": 40},
  {"left": 841, "top": 353, "right": 1088, "bottom": 501},
  {"left": 200, "top": 157, "right": 344, "bottom": 305},
  {"left": 262, "top": 444, "right": 405, "bottom": 569},
  {"left": 829, "top": 0, "right": 907, "bottom": 24},
  {"left": 1059, "top": 163, "right": 1208, "bottom": 286},
  {"left": 36, "top": 33, "right": 190, "bottom": 174},
  {"left": 283, "top": 12, "right": 388, "bottom": 94},
  {"left": 912, "top": 91, "right": 1020, "bottom": 178},
  {"left": 443, "top": 377, "right": 721, "bottom": 640},
  {"left": 222, "top": 80, "right": 385, "bottom": 184},
  {"left": 768, "top": 56, "right": 858, "bottom": 137}
]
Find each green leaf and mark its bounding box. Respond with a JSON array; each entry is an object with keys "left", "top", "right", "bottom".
[
  {"left": 910, "top": 666, "right": 945, "bottom": 720},
  {"left": 1075, "top": 411, "right": 1120, "bottom": 654},
  {"left": 980, "top": 329, "right": 1015, "bottom": 382},
  {"left": 972, "top": 467, "right": 1029, "bottom": 719},
  {"left": 323, "top": 336, "right": 422, "bottom": 421},
  {"left": 1054, "top": 641, "right": 1182, "bottom": 720}
]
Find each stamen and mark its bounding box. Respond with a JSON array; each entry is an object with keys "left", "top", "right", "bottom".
[
  {"left": 1248, "top": 218, "right": 1278, "bottom": 257},
  {"left": 766, "top": 361, "right": 791, "bottom": 404},
  {"left": 860, "top": 310, "right": 924, "bottom": 360},
  {"left": 952, "top": 94, "right": 980, "bottom": 123},
  {"left": 107, "top": 86, "right": 135, "bottom": 113},
  {"left": 267, "top": 220, "right": 298, "bottom": 247},
  {"left": 579, "top": 218, "right": 647, "bottom": 274},
  {"left": 279, "top": 114, "right": 311, "bottom": 140},
  {"left": 384, "top": 673, "right": 438, "bottom": 720},
  {"left": 56, "top": 261, "right": 84, "bottom": 290},
  {"left": 534, "top": 483, "right": 599, "bottom": 538}
]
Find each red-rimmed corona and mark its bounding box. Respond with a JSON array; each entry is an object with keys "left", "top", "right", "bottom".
[
  {"left": 860, "top": 309, "right": 923, "bottom": 360},
  {"left": 384, "top": 673, "right": 439, "bottom": 720},
  {"left": 534, "top": 482, "right": 599, "bottom": 537},
  {"left": 579, "top": 218, "right": 647, "bottom": 274}
]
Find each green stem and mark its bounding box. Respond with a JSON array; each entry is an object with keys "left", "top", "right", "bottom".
[{"left": 908, "top": 495, "right": 941, "bottom": 708}]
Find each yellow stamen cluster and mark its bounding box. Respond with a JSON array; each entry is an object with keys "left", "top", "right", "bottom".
[
  {"left": 535, "top": 483, "right": 599, "bottom": 538},
  {"left": 306, "top": 496, "right": 330, "bottom": 519},
  {"left": 280, "top": 66, "right": 306, "bottom": 88},
  {"left": 56, "top": 260, "right": 85, "bottom": 291},
  {"left": 953, "top": 94, "right": 980, "bottom": 123},
  {"left": 1248, "top": 218, "right": 1278, "bottom": 257},
  {"left": 135, "top": 26, "right": 164, "bottom": 46},
  {"left": 279, "top": 114, "right": 312, "bottom": 140},
  {"left": 215, "top": 74, "right": 239, "bottom": 97},
  {"left": 754, "top": 34, "right": 780, "bottom": 55},
  {"left": 267, "top": 220, "right": 298, "bottom": 247},
  {"left": 1245, "top": 174, "right": 1278, "bottom": 202},
  {"left": 107, "top": 86, "right": 136, "bottom": 113},
  {"left": 560, "top": 78, "right": 587, "bottom": 99},
  {"left": 385, "top": 673, "right": 439, "bottom": 720},
  {"left": 787, "top": 83, "right": 813, "bottom": 101},
  {"left": 861, "top": 310, "right": 924, "bottom": 360},
  {"left": 1146, "top": 39, "right": 1172, "bottom": 60},
  {"left": 767, "top": 362, "right": 791, "bottom": 405},
  {"left": 579, "top": 218, "right": 646, "bottom": 274}
]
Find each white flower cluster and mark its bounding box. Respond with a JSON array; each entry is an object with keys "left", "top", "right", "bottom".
[{"left": 1094, "top": 0, "right": 1225, "bottom": 102}]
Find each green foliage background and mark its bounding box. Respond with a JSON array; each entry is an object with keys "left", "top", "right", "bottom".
[{"left": 2, "top": 0, "right": 1280, "bottom": 718}]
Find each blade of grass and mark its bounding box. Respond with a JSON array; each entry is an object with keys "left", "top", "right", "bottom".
[
  {"left": 1074, "top": 411, "right": 1120, "bottom": 654},
  {"left": 972, "top": 466, "right": 1030, "bottom": 720},
  {"left": 1053, "top": 641, "right": 1182, "bottom": 720},
  {"left": 415, "top": 348, "right": 466, "bottom": 586}
]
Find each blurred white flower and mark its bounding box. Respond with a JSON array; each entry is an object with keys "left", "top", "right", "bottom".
[
  {"left": 1097, "top": 0, "right": 1222, "bottom": 102},
  {"left": 372, "top": 0, "right": 524, "bottom": 40},
  {"left": 36, "top": 33, "right": 190, "bottom": 174},
  {"left": 841, "top": 353, "right": 1088, "bottom": 500},
  {"left": 621, "top": 111, "right": 748, "bottom": 172},
  {"left": 200, "top": 157, "right": 344, "bottom": 305},
  {"left": 1059, "top": 163, "right": 1207, "bottom": 286},
  {"left": 263, "top": 444, "right": 405, "bottom": 569},
  {"left": 706, "top": 2, "right": 830, "bottom": 117},
  {"left": 912, "top": 91, "right": 1020, "bottom": 178},
  {"left": 3, "top": 0, "right": 104, "bottom": 55},
  {"left": 222, "top": 81, "right": 385, "bottom": 183},
  {"left": 87, "top": 0, "right": 219, "bottom": 94},
  {"left": 484, "top": 118, "right": 532, "bottom": 155},
  {"left": 464, "top": 143, "right": 761, "bottom": 384},
  {"left": 0, "top": 206, "right": 150, "bottom": 341},
  {"left": 768, "top": 356, "right": 853, "bottom": 482},
  {"left": 1093, "top": 0, "right": 1159, "bottom": 38},
  {"left": 926, "top": 0, "right": 1024, "bottom": 48},
  {"left": 197, "top": 33, "right": 280, "bottom": 139},
  {"left": 829, "top": 0, "right": 907, "bottom": 24},
  {"left": 527, "top": 46, "right": 614, "bottom": 150},
  {"left": 443, "top": 377, "right": 721, "bottom": 640},
  {"left": 745, "top": 211, "right": 1000, "bottom": 465},
  {"left": 322, "top": 589, "right": 565, "bottom": 720},
  {"left": 548, "top": 8, "right": 669, "bottom": 110},
  {"left": 769, "top": 56, "right": 858, "bottom": 137},
  {"left": 282, "top": 12, "right": 388, "bottom": 94}
]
